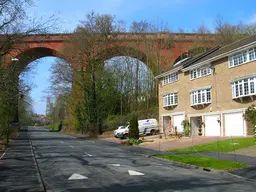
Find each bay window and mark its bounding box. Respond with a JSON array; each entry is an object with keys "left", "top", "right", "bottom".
[
  {"left": 191, "top": 88, "right": 211, "bottom": 106},
  {"left": 163, "top": 92, "right": 178, "bottom": 107},
  {"left": 232, "top": 77, "right": 256, "bottom": 99}
]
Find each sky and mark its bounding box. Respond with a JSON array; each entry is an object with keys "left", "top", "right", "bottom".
[{"left": 25, "top": 0, "right": 256, "bottom": 114}]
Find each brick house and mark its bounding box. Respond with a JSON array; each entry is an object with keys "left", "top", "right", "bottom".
[{"left": 155, "top": 34, "right": 256, "bottom": 137}]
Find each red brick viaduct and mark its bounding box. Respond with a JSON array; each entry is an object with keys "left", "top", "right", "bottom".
[
  {"left": 3, "top": 32, "right": 215, "bottom": 125},
  {"left": 7, "top": 33, "right": 215, "bottom": 74}
]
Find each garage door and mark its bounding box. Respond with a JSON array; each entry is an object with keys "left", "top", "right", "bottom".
[
  {"left": 173, "top": 114, "right": 184, "bottom": 133},
  {"left": 225, "top": 112, "right": 244, "bottom": 136},
  {"left": 204, "top": 115, "right": 221, "bottom": 136}
]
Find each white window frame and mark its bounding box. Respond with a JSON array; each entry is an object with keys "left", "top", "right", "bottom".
[
  {"left": 163, "top": 92, "right": 178, "bottom": 107},
  {"left": 232, "top": 77, "right": 256, "bottom": 99},
  {"left": 229, "top": 47, "right": 256, "bottom": 68},
  {"left": 190, "top": 88, "right": 211, "bottom": 106},
  {"left": 163, "top": 72, "right": 178, "bottom": 85},
  {"left": 190, "top": 65, "right": 212, "bottom": 80}
]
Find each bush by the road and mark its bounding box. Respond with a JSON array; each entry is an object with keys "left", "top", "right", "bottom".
[
  {"left": 127, "top": 138, "right": 143, "bottom": 145},
  {"left": 244, "top": 105, "right": 256, "bottom": 137}
]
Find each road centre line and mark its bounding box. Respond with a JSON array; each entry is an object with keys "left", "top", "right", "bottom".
[
  {"left": 69, "top": 145, "right": 74, "bottom": 148},
  {"left": 0, "top": 149, "right": 8, "bottom": 160},
  {"left": 84, "top": 152, "right": 92, "bottom": 157},
  {"left": 61, "top": 141, "right": 64, "bottom": 143}
]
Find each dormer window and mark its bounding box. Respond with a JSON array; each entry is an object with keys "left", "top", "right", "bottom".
[
  {"left": 249, "top": 48, "right": 256, "bottom": 60},
  {"left": 190, "top": 65, "right": 212, "bottom": 80},
  {"left": 163, "top": 72, "right": 178, "bottom": 85},
  {"left": 229, "top": 47, "right": 256, "bottom": 68}
]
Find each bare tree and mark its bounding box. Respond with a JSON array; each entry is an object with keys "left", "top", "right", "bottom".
[
  {"left": 214, "top": 16, "right": 247, "bottom": 46},
  {"left": 54, "top": 12, "right": 124, "bottom": 137},
  {"left": 49, "top": 59, "right": 73, "bottom": 96},
  {"left": 0, "top": 0, "right": 56, "bottom": 143}
]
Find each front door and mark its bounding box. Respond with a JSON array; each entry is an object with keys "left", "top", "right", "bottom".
[{"left": 190, "top": 117, "right": 201, "bottom": 136}]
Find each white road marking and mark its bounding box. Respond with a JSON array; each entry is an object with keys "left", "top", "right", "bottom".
[
  {"left": 69, "top": 145, "right": 74, "bottom": 148},
  {"left": 61, "top": 141, "right": 64, "bottom": 143},
  {"left": 128, "top": 170, "right": 145, "bottom": 176},
  {"left": 68, "top": 173, "right": 88, "bottom": 180},
  {"left": 109, "top": 164, "right": 120, "bottom": 167},
  {"left": 84, "top": 152, "right": 92, "bottom": 157},
  {"left": 0, "top": 149, "right": 8, "bottom": 160}
]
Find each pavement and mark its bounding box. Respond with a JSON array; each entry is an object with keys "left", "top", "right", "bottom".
[
  {"left": 0, "top": 130, "right": 44, "bottom": 192},
  {"left": 0, "top": 126, "right": 256, "bottom": 192},
  {"left": 229, "top": 145, "right": 256, "bottom": 157}
]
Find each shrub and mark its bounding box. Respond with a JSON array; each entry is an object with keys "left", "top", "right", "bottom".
[
  {"left": 181, "top": 119, "right": 190, "bottom": 137},
  {"left": 127, "top": 138, "right": 143, "bottom": 146},
  {"left": 128, "top": 113, "right": 139, "bottom": 139},
  {"left": 244, "top": 105, "right": 256, "bottom": 137}
]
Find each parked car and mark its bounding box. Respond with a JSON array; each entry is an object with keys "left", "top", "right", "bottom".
[
  {"left": 114, "top": 125, "right": 129, "bottom": 139},
  {"left": 114, "top": 118, "right": 159, "bottom": 139}
]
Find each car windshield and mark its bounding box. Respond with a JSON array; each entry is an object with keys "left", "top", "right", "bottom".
[{"left": 119, "top": 126, "right": 126, "bottom": 129}]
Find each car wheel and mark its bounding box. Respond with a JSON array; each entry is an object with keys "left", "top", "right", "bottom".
[
  {"left": 150, "top": 129, "right": 156, "bottom": 135},
  {"left": 123, "top": 134, "right": 128, "bottom": 139}
]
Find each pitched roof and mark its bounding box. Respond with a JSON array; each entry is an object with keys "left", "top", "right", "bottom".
[
  {"left": 183, "top": 34, "right": 256, "bottom": 69},
  {"left": 155, "top": 47, "right": 220, "bottom": 79},
  {"left": 155, "top": 34, "right": 256, "bottom": 78},
  {"left": 182, "top": 46, "right": 221, "bottom": 67}
]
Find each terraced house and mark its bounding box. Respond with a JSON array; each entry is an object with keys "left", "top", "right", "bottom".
[{"left": 156, "top": 34, "right": 256, "bottom": 137}]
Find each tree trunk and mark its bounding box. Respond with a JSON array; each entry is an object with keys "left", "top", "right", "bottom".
[
  {"left": 90, "top": 61, "right": 98, "bottom": 136},
  {"left": 120, "top": 78, "right": 123, "bottom": 116},
  {"left": 134, "top": 59, "right": 139, "bottom": 111}
]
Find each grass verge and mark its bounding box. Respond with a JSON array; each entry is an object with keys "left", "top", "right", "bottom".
[
  {"left": 170, "top": 138, "right": 256, "bottom": 153},
  {"left": 47, "top": 123, "right": 59, "bottom": 131},
  {"left": 154, "top": 154, "right": 248, "bottom": 171}
]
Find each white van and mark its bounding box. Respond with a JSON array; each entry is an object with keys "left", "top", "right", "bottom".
[
  {"left": 138, "top": 118, "right": 159, "bottom": 135},
  {"left": 113, "top": 118, "right": 159, "bottom": 139}
]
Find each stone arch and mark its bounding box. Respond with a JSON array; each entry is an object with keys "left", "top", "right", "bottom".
[
  {"left": 97, "top": 46, "right": 158, "bottom": 75},
  {"left": 4, "top": 47, "right": 65, "bottom": 123},
  {"left": 11, "top": 47, "right": 64, "bottom": 74}
]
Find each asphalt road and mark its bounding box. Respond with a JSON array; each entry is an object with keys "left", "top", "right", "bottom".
[{"left": 1, "top": 126, "right": 256, "bottom": 192}]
